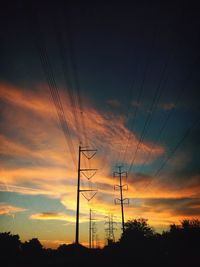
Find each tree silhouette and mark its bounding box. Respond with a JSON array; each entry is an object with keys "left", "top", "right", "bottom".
[
  {"left": 0, "top": 219, "right": 200, "bottom": 267},
  {"left": 120, "top": 218, "right": 154, "bottom": 243},
  {"left": 117, "top": 219, "right": 156, "bottom": 266},
  {"left": 22, "top": 238, "right": 43, "bottom": 259},
  {"left": 0, "top": 232, "right": 21, "bottom": 263},
  {"left": 181, "top": 219, "right": 200, "bottom": 230},
  {"left": 161, "top": 219, "right": 200, "bottom": 267}
]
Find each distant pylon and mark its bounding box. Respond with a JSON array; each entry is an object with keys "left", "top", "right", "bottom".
[
  {"left": 105, "top": 214, "right": 117, "bottom": 245},
  {"left": 114, "top": 166, "right": 129, "bottom": 233},
  {"left": 96, "top": 234, "right": 100, "bottom": 248},
  {"left": 75, "top": 145, "right": 97, "bottom": 244},
  {"left": 89, "top": 209, "right": 96, "bottom": 248},
  {"left": 92, "top": 221, "right": 97, "bottom": 248}
]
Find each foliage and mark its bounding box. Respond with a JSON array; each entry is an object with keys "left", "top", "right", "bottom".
[
  {"left": 120, "top": 218, "right": 154, "bottom": 244},
  {"left": 0, "top": 219, "right": 200, "bottom": 267},
  {"left": 0, "top": 232, "right": 21, "bottom": 252},
  {"left": 22, "top": 237, "right": 43, "bottom": 259}
]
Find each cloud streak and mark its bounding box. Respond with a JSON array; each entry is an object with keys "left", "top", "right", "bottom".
[{"left": 0, "top": 203, "right": 26, "bottom": 215}]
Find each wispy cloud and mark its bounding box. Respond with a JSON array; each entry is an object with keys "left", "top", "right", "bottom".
[
  {"left": 0, "top": 82, "right": 164, "bottom": 193},
  {"left": 30, "top": 212, "right": 88, "bottom": 223},
  {"left": 0, "top": 203, "right": 26, "bottom": 215},
  {"left": 0, "top": 82, "right": 164, "bottom": 165},
  {"left": 30, "top": 212, "right": 69, "bottom": 221}
]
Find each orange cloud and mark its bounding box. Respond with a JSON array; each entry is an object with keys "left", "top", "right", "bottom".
[
  {"left": 0, "top": 82, "right": 164, "bottom": 167},
  {"left": 30, "top": 212, "right": 69, "bottom": 221},
  {"left": 0, "top": 203, "right": 26, "bottom": 215},
  {"left": 0, "top": 82, "right": 165, "bottom": 199},
  {"left": 30, "top": 212, "right": 88, "bottom": 223},
  {"left": 0, "top": 83, "right": 54, "bottom": 115}
]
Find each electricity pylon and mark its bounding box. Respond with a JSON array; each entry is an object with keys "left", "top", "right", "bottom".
[
  {"left": 75, "top": 145, "right": 97, "bottom": 244},
  {"left": 92, "top": 221, "right": 97, "bottom": 248},
  {"left": 89, "top": 209, "right": 96, "bottom": 248},
  {"left": 96, "top": 234, "right": 100, "bottom": 248},
  {"left": 105, "top": 214, "right": 117, "bottom": 245},
  {"left": 114, "top": 166, "right": 129, "bottom": 233}
]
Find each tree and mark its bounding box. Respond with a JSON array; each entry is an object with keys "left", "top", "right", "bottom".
[
  {"left": 22, "top": 238, "right": 43, "bottom": 258},
  {"left": 0, "top": 232, "right": 21, "bottom": 262},
  {"left": 167, "top": 219, "right": 200, "bottom": 239},
  {"left": 117, "top": 219, "right": 156, "bottom": 266},
  {"left": 161, "top": 219, "right": 200, "bottom": 267},
  {"left": 120, "top": 218, "right": 154, "bottom": 244},
  {"left": 181, "top": 219, "right": 200, "bottom": 230}
]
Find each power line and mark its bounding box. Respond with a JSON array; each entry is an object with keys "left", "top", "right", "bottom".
[
  {"left": 117, "top": 25, "right": 159, "bottom": 168},
  {"left": 52, "top": 11, "right": 82, "bottom": 143},
  {"left": 127, "top": 77, "right": 164, "bottom": 174},
  {"left": 121, "top": 15, "right": 191, "bottom": 172},
  {"left": 120, "top": 77, "right": 143, "bottom": 166},
  {"left": 128, "top": 50, "right": 200, "bottom": 176},
  {"left": 139, "top": 115, "right": 200, "bottom": 195},
  {"left": 25, "top": 3, "right": 77, "bottom": 167},
  {"left": 137, "top": 54, "right": 200, "bottom": 174},
  {"left": 113, "top": 20, "right": 160, "bottom": 167},
  {"left": 116, "top": 59, "right": 140, "bottom": 166},
  {"left": 61, "top": 3, "right": 88, "bottom": 147},
  {"left": 155, "top": 116, "right": 200, "bottom": 178}
]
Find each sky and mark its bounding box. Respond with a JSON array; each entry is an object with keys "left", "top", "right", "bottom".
[{"left": 0, "top": 1, "right": 200, "bottom": 248}]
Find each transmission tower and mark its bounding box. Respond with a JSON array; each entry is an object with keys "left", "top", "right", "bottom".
[
  {"left": 75, "top": 145, "right": 97, "bottom": 244},
  {"left": 114, "top": 166, "right": 129, "bottom": 233},
  {"left": 89, "top": 209, "right": 96, "bottom": 248},
  {"left": 96, "top": 234, "right": 100, "bottom": 248},
  {"left": 105, "top": 214, "right": 117, "bottom": 245},
  {"left": 91, "top": 221, "right": 97, "bottom": 248}
]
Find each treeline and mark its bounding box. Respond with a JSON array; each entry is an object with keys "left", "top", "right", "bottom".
[{"left": 1, "top": 219, "right": 200, "bottom": 267}]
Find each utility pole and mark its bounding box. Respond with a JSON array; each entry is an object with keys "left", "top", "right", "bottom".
[
  {"left": 105, "top": 214, "right": 117, "bottom": 245},
  {"left": 114, "top": 166, "right": 129, "bottom": 233},
  {"left": 75, "top": 145, "right": 97, "bottom": 245}
]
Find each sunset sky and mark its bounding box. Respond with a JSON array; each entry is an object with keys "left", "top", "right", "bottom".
[{"left": 0, "top": 1, "right": 200, "bottom": 248}]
